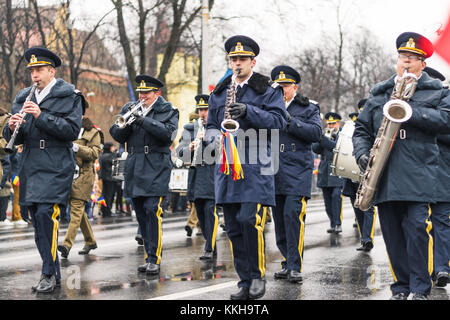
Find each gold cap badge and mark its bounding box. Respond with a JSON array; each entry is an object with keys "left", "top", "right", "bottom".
[
  {"left": 406, "top": 38, "right": 416, "bottom": 49},
  {"left": 30, "top": 55, "right": 37, "bottom": 63}
]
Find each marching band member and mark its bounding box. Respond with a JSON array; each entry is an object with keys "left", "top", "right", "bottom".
[
  {"left": 177, "top": 94, "right": 218, "bottom": 260},
  {"left": 3, "top": 47, "right": 83, "bottom": 293},
  {"left": 270, "top": 65, "right": 322, "bottom": 283},
  {"left": 206, "top": 35, "right": 286, "bottom": 300},
  {"left": 110, "top": 75, "right": 179, "bottom": 276},
  {"left": 353, "top": 32, "right": 450, "bottom": 300},
  {"left": 312, "top": 112, "right": 344, "bottom": 234},
  {"left": 341, "top": 100, "right": 376, "bottom": 252}
]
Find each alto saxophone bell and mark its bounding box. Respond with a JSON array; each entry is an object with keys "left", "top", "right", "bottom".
[{"left": 221, "top": 118, "right": 240, "bottom": 134}]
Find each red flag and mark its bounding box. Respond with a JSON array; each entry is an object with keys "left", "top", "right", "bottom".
[{"left": 434, "top": 13, "right": 450, "bottom": 65}]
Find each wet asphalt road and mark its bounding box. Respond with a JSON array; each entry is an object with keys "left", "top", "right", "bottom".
[{"left": 0, "top": 197, "right": 448, "bottom": 301}]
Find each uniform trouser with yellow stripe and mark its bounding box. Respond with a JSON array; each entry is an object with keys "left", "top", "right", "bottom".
[
  {"left": 273, "top": 195, "right": 307, "bottom": 272},
  {"left": 194, "top": 198, "right": 218, "bottom": 253},
  {"left": 377, "top": 201, "right": 433, "bottom": 296},
  {"left": 63, "top": 198, "right": 96, "bottom": 249},
  {"left": 321, "top": 187, "right": 343, "bottom": 228},
  {"left": 349, "top": 196, "right": 376, "bottom": 245},
  {"left": 430, "top": 202, "right": 450, "bottom": 274},
  {"left": 133, "top": 196, "right": 163, "bottom": 264},
  {"left": 222, "top": 203, "right": 267, "bottom": 288},
  {"left": 28, "top": 203, "right": 61, "bottom": 280}
]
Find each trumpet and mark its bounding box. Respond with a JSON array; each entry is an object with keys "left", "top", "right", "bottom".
[{"left": 114, "top": 100, "right": 145, "bottom": 128}]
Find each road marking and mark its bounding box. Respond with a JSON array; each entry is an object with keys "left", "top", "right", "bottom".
[{"left": 148, "top": 280, "right": 238, "bottom": 300}]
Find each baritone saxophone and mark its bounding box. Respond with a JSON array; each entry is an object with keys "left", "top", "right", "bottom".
[{"left": 354, "top": 69, "right": 417, "bottom": 211}]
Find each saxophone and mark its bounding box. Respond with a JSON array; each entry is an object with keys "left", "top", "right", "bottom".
[
  {"left": 191, "top": 117, "right": 205, "bottom": 167},
  {"left": 354, "top": 69, "right": 417, "bottom": 211}
]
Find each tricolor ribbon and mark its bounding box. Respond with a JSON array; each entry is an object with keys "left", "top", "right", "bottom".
[
  {"left": 220, "top": 129, "right": 244, "bottom": 181},
  {"left": 12, "top": 175, "right": 19, "bottom": 186}
]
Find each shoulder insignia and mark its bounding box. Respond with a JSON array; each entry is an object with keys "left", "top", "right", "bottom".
[
  {"left": 271, "top": 82, "right": 280, "bottom": 89},
  {"left": 309, "top": 99, "right": 319, "bottom": 105}
]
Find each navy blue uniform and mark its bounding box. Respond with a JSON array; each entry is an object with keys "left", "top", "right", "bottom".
[
  {"left": 110, "top": 96, "right": 179, "bottom": 265},
  {"left": 353, "top": 72, "right": 450, "bottom": 297},
  {"left": 4, "top": 79, "right": 82, "bottom": 281},
  {"left": 431, "top": 133, "right": 450, "bottom": 276},
  {"left": 206, "top": 72, "right": 286, "bottom": 288},
  {"left": 273, "top": 94, "right": 321, "bottom": 272},
  {"left": 312, "top": 131, "right": 344, "bottom": 229},
  {"left": 177, "top": 119, "right": 218, "bottom": 254},
  {"left": 342, "top": 179, "right": 376, "bottom": 246}
]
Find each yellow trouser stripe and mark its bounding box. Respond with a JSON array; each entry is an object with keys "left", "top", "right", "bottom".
[
  {"left": 211, "top": 206, "right": 218, "bottom": 251},
  {"left": 370, "top": 206, "right": 377, "bottom": 242},
  {"left": 51, "top": 204, "right": 60, "bottom": 262},
  {"left": 229, "top": 240, "right": 234, "bottom": 260},
  {"left": 426, "top": 205, "right": 434, "bottom": 276},
  {"left": 339, "top": 195, "right": 344, "bottom": 223},
  {"left": 298, "top": 197, "right": 307, "bottom": 272},
  {"left": 386, "top": 249, "right": 398, "bottom": 283},
  {"left": 155, "top": 197, "right": 163, "bottom": 264},
  {"left": 254, "top": 204, "right": 266, "bottom": 278}
]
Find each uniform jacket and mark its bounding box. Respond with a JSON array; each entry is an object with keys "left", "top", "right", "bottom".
[
  {"left": 206, "top": 72, "right": 287, "bottom": 206},
  {"left": 176, "top": 119, "right": 215, "bottom": 201},
  {"left": 70, "top": 121, "right": 102, "bottom": 202},
  {"left": 0, "top": 113, "right": 10, "bottom": 182},
  {"left": 435, "top": 133, "right": 450, "bottom": 202},
  {"left": 312, "top": 129, "right": 344, "bottom": 188},
  {"left": 3, "top": 79, "right": 83, "bottom": 205},
  {"left": 110, "top": 96, "right": 179, "bottom": 198},
  {"left": 99, "top": 150, "right": 115, "bottom": 181},
  {"left": 275, "top": 94, "right": 322, "bottom": 197},
  {"left": 352, "top": 72, "right": 450, "bottom": 205}
]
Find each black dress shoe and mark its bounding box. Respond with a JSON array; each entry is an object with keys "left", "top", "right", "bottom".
[
  {"left": 78, "top": 243, "right": 97, "bottom": 255},
  {"left": 135, "top": 234, "right": 144, "bottom": 246},
  {"left": 274, "top": 268, "right": 289, "bottom": 279},
  {"left": 249, "top": 278, "right": 266, "bottom": 300},
  {"left": 57, "top": 244, "right": 70, "bottom": 259},
  {"left": 390, "top": 292, "right": 408, "bottom": 300},
  {"left": 34, "top": 275, "right": 57, "bottom": 293},
  {"left": 199, "top": 251, "right": 214, "bottom": 260},
  {"left": 356, "top": 244, "right": 365, "bottom": 251},
  {"left": 146, "top": 263, "right": 160, "bottom": 275},
  {"left": 412, "top": 293, "right": 428, "bottom": 300},
  {"left": 363, "top": 241, "right": 373, "bottom": 252},
  {"left": 230, "top": 287, "right": 249, "bottom": 300},
  {"left": 327, "top": 227, "right": 335, "bottom": 233},
  {"left": 288, "top": 270, "right": 303, "bottom": 283},
  {"left": 138, "top": 263, "right": 149, "bottom": 273},
  {"left": 185, "top": 225, "right": 192, "bottom": 237},
  {"left": 334, "top": 225, "right": 342, "bottom": 233},
  {"left": 436, "top": 271, "right": 449, "bottom": 287}
]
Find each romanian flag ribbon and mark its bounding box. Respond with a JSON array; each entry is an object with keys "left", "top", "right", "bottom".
[
  {"left": 97, "top": 196, "right": 107, "bottom": 207},
  {"left": 220, "top": 129, "right": 244, "bottom": 181},
  {"left": 12, "top": 175, "right": 19, "bottom": 186}
]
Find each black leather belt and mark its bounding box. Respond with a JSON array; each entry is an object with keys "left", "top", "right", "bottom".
[
  {"left": 128, "top": 145, "right": 170, "bottom": 154},
  {"left": 280, "top": 143, "right": 297, "bottom": 152},
  {"left": 25, "top": 139, "right": 72, "bottom": 149}
]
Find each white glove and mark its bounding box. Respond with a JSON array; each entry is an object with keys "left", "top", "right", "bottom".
[
  {"left": 175, "top": 158, "right": 184, "bottom": 168},
  {"left": 72, "top": 143, "right": 80, "bottom": 152}
]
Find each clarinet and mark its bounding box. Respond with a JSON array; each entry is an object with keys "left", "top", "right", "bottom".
[{"left": 5, "top": 83, "right": 38, "bottom": 153}]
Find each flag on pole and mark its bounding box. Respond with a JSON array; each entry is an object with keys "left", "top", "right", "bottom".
[
  {"left": 97, "top": 196, "right": 107, "bottom": 207},
  {"left": 434, "top": 13, "right": 450, "bottom": 65}
]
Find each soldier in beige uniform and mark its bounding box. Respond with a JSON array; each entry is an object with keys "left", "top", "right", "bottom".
[{"left": 58, "top": 112, "right": 102, "bottom": 258}]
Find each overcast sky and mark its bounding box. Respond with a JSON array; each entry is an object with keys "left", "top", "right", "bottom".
[{"left": 62, "top": 0, "right": 450, "bottom": 82}]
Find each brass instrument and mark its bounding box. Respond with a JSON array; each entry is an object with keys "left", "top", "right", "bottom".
[
  {"left": 324, "top": 127, "right": 337, "bottom": 139},
  {"left": 114, "top": 100, "right": 146, "bottom": 128},
  {"left": 354, "top": 69, "right": 416, "bottom": 211},
  {"left": 191, "top": 117, "right": 205, "bottom": 167},
  {"left": 221, "top": 69, "right": 241, "bottom": 134},
  {"left": 5, "top": 83, "right": 38, "bottom": 153}
]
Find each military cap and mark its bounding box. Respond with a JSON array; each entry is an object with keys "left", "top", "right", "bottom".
[
  {"left": 271, "top": 65, "right": 301, "bottom": 84},
  {"left": 358, "top": 98, "right": 368, "bottom": 111},
  {"left": 424, "top": 66, "right": 445, "bottom": 81},
  {"left": 396, "top": 32, "right": 434, "bottom": 59},
  {"left": 225, "top": 35, "right": 260, "bottom": 57},
  {"left": 24, "top": 47, "right": 61, "bottom": 68},
  {"left": 195, "top": 94, "right": 209, "bottom": 109},
  {"left": 349, "top": 112, "right": 359, "bottom": 122},
  {"left": 135, "top": 75, "right": 164, "bottom": 92},
  {"left": 324, "top": 112, "right": 342, "bottom": 123}
]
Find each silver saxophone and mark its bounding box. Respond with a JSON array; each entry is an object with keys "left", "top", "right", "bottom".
[
  {"left": 191, "top": 117, "right": 205, "bottom": 167},
  {"left": 354, "top": 69, "right": 417, "bottom": 211},
  {"left": 5, "top": 83, "right": 38, "bottom": 153}
]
